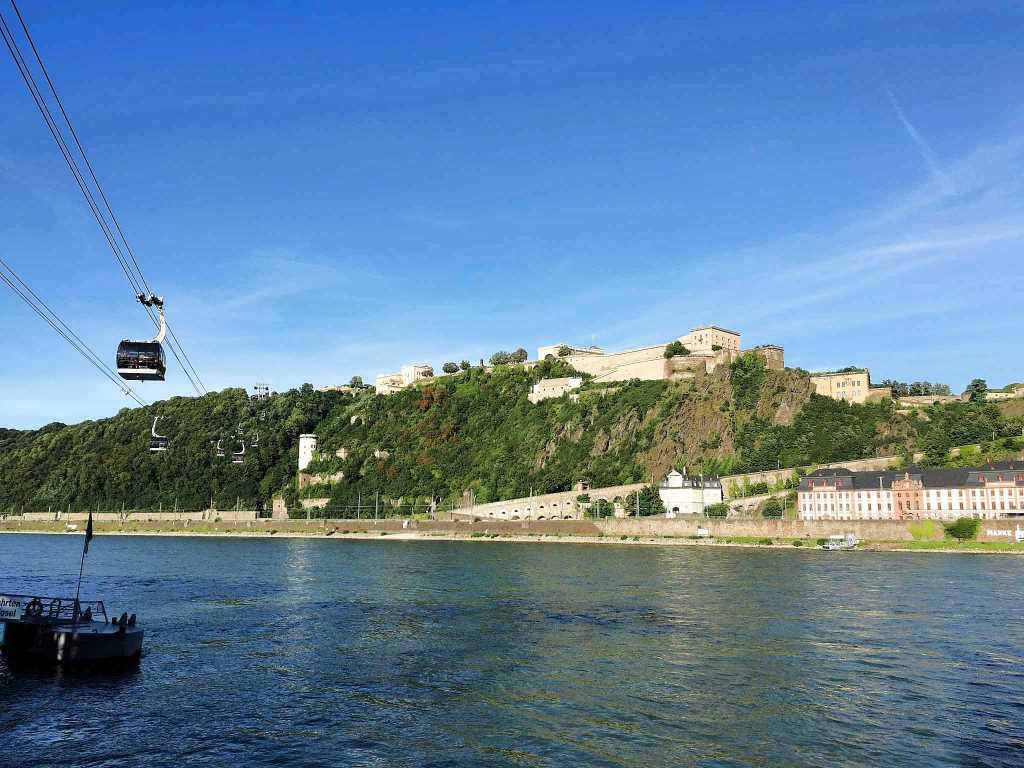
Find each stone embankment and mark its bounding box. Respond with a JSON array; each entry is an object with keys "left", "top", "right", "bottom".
[
  {"left": 17, "top": 510, "right": 261, "bottom": 523},
  {"left": 1, "top": 514, "right": 942, "bottom": 543}
]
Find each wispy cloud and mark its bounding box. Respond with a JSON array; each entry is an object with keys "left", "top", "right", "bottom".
[
  {"left": 569, "top": 119, "right": 1024, "bottom": 378},
  {"left": 885, "top": 85, "right": 955, "bottom": 196}
]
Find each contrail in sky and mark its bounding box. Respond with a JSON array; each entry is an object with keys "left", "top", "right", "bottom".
[{"left": 885, "top": 85, "right": 956, "bottom": 195}]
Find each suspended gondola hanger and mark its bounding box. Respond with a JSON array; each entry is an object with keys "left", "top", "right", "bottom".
[
  {"left": 117, "top": 294, "right": 167, "bottom": 382},
  {"left": 149, "top": 415, "right": 168, "bottom": 452},
  {"left": 231, "top": 439, "right": 246, "bottom": 465}
]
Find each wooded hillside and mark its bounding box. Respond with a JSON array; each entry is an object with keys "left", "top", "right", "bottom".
[{"left": 1, "top": 355, "right": 1020, "bottom": 514}]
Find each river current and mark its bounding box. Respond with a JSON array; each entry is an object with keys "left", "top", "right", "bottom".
[{"left": 1, "top": 534, "right": 1022, "bottom": 767}]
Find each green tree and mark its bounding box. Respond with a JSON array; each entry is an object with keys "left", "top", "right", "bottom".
[
  {"left": 349, "top": 375, "right": 363, "bottom": 388},
  {"left": 663, "top": 340, "right": 691, "bottom": 359},
  {"left": 759, "top": 497, "right": 783, "bottom": 518},
  {"left": 729, "top": 353, "right": 767, "bottom": 409},
  {"left": 882, "top": 379, "right": 909, "bottom": 397},
  {"left": 623, "top": 485, "right": 665, "bottom": 516},
  {"left": 704, "top": 502, "right": 729, "bottom": 518},
  {"left": 459, "top": 360, "right": 471, "bottom": 371},
  {"left": 557, "top": 345, "right": 571, "bottom": 357},
  {"left": 922, "top": 429, "right": 953, "bottom": 465},
  {"left": 442, "top": 362, "right": 459, "bottom": 374},
  {"left": 944, "top": 516, "right": 980, "bottom": 541},
  {"left": 589, "top": 498, "right": 614, "bottom": 518},
  {"left": 489, "top": 351, "right": 512, "bottom": 366},
  {"left": 511, "top": 348, "right": 529, "bottom": 363},
  {"left": 965, "top": 379, "right": 988, "bottom": 402}
]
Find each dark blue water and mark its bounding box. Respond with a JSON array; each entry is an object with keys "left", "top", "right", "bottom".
[{"left": 1, "top": 534, "right": 1022, "bottom": 767}]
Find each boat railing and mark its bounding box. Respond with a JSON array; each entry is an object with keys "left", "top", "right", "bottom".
[{"left": 0, "top": 594, "right": 108, "bottom": 624}]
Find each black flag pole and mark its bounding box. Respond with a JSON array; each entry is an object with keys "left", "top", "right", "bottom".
[{"left": 73, "top": 512, "right": 93, "bottom": 624}]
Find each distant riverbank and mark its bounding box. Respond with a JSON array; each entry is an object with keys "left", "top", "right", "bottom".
[{"left": 2, "top": 520, "right": 1022, "bottom": 554}]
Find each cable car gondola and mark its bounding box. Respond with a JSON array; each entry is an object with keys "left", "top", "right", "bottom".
[
  {"left": 231, "top": 440, "right": 246, "bottom": 465},
  {"left": 149, "top": 416, "right": 168, "bottom": 452},
  {"left": 117, "top": 293, "right": 167, "bottom": 382},
  {"left": 213, "top": 439, "right": 225, "bottom": 459}
]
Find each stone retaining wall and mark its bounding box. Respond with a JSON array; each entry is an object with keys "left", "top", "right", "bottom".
[
  {"left": 274, "top": 516, "right": 936, "bottom": 541},
  {"left": 3, "top": 514, "right": 945, "bottom": 542},
  {"left": 18, "top": 510, "right": 260, "bottom": 523},
  {"left": 595, "top": 517, "right": 935, "bottom": 541},
  {"left": 450, "top": 482, "right": 646, "bottom": 521}
]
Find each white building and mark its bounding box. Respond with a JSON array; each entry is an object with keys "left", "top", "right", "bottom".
[
  {"left": 298, "top": 434, "right": 318, "bottom": 472},
  {"left": 375, "top": 364, "right": 434, "bottom": 395},
  {"left": 528, "top": 377, "right": 582, "bottom": 404},
  {"left": 659, "top": 469, "right": 724, "bottom": 517},
  {"left": 678, "top": 325, "right": 741, "bottom": 355}
]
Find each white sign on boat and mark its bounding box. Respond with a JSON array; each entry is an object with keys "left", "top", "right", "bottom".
[{"left": 0, "top": 594, "right": 28, "bottom": 621}]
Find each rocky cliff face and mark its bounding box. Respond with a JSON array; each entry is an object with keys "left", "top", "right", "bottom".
[{"left": 637, "top": 366, "right": 814, "bottom": 478}]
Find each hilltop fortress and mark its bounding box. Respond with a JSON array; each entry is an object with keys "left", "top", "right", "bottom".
[
  {"left": 367, "top": 323, "right": 1019, "bottom": 406},
  {"left": 374, "top": 325, "right": 785, "bottom": 398},
  {"left": 537, "top": 325, "right": 782, "bottom": 385}
]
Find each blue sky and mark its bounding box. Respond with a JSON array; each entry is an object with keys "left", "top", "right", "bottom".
[{"left": 2, "top": 1, "right": 1023, "bottom": 428}]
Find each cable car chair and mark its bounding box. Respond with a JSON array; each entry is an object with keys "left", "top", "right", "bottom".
[
  {"left": 231, "top": 440, "right": 246, "bottom": 465},
  {"left": 117, "top": 293, "right": 167, "bottom": 382},
  {"left": 214, "top": 439, "right": 225, "bottom": 459},
  {"left": 149, "top": 416, "right": 168, "bottom": 452}
]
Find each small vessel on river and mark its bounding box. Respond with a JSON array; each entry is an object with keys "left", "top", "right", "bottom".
[
  {"left": 1, "top": 595, "right": 143, "bottom": 665},
  {"left": 1, "top": 512, "right": 143, "bottom": 666},
  {"left": 822, "top": 533, "right": 859, "bottom": 551}
]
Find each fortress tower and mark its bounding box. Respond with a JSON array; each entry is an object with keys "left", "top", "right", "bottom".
[{"left": 298, "top": 434, "right": 318, "bottom": 472}]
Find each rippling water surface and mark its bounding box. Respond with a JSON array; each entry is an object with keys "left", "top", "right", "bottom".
[{"left": 2, "top": 534, "right": 1023, "bottom": 767}]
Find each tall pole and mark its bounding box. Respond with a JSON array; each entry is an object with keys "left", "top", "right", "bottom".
[
  {"left": 73, "top": 516, "right": 91, "bottom": 625},
  {"left": 73, "top": 541, "right": 87, "bottom": 616}
]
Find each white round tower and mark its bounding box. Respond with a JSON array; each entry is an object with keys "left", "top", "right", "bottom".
[{"left": 298, "top": 434, "right": 318, "bottom": 472}]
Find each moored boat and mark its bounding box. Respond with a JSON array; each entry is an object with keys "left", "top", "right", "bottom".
[
  {"left": 822, "top": 533, "right": 859, "bottom": 551},
  {"left": 1, "top": 595, "right": 143, "bottom": 666}
]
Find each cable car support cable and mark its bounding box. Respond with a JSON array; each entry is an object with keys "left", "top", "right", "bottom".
[
  {"left": 0, "top": 258, "right": 147, "bottom": 407},
  {"left": 11, "top": 0, "right": 207, "bottom": 394},
  {"left": 1, "top": 2, "right": 207, "bottom": 395}
]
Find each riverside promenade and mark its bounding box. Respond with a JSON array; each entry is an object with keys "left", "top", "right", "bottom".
[{"left": 0, "top": 513, "right": 942, "bottom": 542}]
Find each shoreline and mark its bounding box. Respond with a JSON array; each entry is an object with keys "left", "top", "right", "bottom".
[{"left": 2, "top": 526, "right": 1021, "bottom": 554}]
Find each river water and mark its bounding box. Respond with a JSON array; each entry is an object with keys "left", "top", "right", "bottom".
[{"left": 1, "top": 534, "right": 1022, "bottom": 767}]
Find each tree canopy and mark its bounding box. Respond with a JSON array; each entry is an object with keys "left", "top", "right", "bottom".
[
  {"left": 663, "top": 340, "right": 691, "bottom": 359},
  {"left": 944, "top": 516, "right": 980, "bottom": 541},
  {"left": 2, "top": 360, "right": 1015, "bottom": 518},
  {"left": 965, "top": 379, "right": 988, "bottom": 402},
  {"left": 880, "top": 380, "right": 951, "bottom": 397}
]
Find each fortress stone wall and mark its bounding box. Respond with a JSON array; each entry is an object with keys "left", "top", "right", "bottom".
[
  {"left": 447, "top": 454, "right": 911, "bottom": 523},
  {"left": 450, "top": 481, "right": 647, "bottom": 521},
  {"left": 370, "top": 324, "right": 787, "bottom": 396}
]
